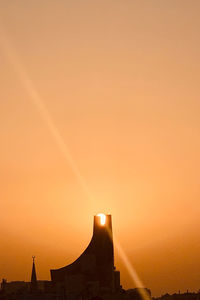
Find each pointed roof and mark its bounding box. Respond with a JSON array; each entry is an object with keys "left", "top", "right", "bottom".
[{"left": 31, "top": 256, "right": 37, "bottom": 291}]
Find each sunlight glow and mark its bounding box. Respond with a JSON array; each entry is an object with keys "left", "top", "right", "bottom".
[{"left": 97, "top": 213, "right": 106, "bottom": 225}]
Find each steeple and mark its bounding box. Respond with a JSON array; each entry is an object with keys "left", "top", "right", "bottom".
[{"left": 31, "top": 256, "right": 37, "bottom": 291}]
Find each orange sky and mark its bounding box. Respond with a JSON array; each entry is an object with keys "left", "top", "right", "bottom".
[{"left": 0, "top": 1, "right": 200, "bottom": 296}]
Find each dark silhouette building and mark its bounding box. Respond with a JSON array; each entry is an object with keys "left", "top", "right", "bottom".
[
  {"left": 0, "top": 214, "right": 153, "bottom": 300},
  {"left": 50, "top": 214, "right": 121, "bottom": 298}
]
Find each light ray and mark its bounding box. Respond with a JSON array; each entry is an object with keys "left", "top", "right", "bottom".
[
  {"left": 1, "top": 25, "right": 150, "bottom": 300},
  {"left": 114, "top": 239, "right": 151, "bottom": 300},
  {"left": 106, "top": 226, "right": 151, "bottom": 300},
  {"left": 0, "top": 26, "right": 93, "bottom": 202}
]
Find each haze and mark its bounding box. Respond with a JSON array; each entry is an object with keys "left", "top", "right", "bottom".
[{"left": 0, "top": 1, "right": 200, "bottom": 297}]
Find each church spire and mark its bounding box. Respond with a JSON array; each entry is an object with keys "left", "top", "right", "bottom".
[{"left": 31, "top": 256, "right": 37, "bottom": 291}]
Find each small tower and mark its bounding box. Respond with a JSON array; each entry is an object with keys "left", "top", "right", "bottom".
[{"left": 31, "top": 256, "right": 37, "bottom": 292}]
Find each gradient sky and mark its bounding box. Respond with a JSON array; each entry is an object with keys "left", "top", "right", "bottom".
[{"left": 0, "top": 0, "right": 200, "bottom": 296}]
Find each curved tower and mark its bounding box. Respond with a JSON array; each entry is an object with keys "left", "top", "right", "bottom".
[{"left": 50, "top": 214, "right": 120, "bottom": 296}]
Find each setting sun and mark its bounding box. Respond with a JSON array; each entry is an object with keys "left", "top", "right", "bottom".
[{"left": 97, "top": 213, "right": 106, "bottom": 225}]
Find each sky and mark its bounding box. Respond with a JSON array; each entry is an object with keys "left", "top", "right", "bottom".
[{"left": 0, "top": 0, "right": 200, "bottom": 296}]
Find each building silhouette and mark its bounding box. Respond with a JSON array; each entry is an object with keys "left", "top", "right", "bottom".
[
  {"left": 0, "top": 214, "right": 152, "bottom": 300},
  {"left": 51, "top": 214, "right": 121, "bottom": 297}
]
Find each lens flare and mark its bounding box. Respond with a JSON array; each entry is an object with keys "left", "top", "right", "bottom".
[
  {"left": 0, "top": 25, "right": 93, "bottom": 203},
  {"left": 115, "top": 240, "right": 151, "bottom": 300},
  {"left": 97, "top": 213, "right": 106, "bottom": 225},
  {"left": 105, "top": 226, "right": 151, "bottom": 300},
  {"left": 1, "top": 25, "right": 150, "bottom": 300}
]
